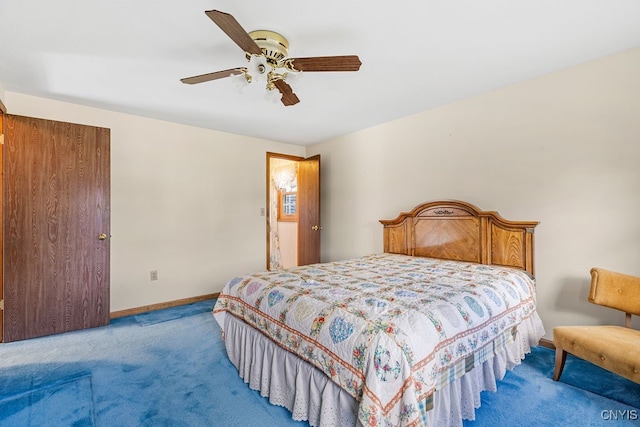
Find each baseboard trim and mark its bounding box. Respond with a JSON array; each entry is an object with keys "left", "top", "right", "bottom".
[
  {"left": 538, "top": 337, "right": 555, "bottom": 350},
  {"left": 110, "top": 293, "right": 220, "bottom": 319}
]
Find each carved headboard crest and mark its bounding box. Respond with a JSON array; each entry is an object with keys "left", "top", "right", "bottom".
[{"left": 379, "top": 200, "right": 539, "bottom": 275}]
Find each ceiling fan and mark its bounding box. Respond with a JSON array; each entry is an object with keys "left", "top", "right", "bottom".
[{"left": 180, "top": 10, "right": 362, "bottom": 106}]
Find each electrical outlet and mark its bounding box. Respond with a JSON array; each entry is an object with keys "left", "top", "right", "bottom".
[{"left": 150, "top": 270, "right": 158, "bottom": 281}]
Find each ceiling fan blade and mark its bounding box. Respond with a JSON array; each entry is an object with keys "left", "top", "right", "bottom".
[
  {"left": 180, "top": 68, "right": 245, "bottom": 85},
  {"left": 285, "top": 55, "right": 362, "bottom": 72},
  {"left": 273, "top": 79, "right": 300, "bottom": 106},
  {"left": 205, "top": 10, "right": 263, "bottom": 56}
]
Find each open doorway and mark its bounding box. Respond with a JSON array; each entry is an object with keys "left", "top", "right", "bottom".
[
  {"left": 266, "top": 152, "right": 321, "bottom": 271},
  {"left": 268, "top": 154, "right": 300, "bottom": 270}
]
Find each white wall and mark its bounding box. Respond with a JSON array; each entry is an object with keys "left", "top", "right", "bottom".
[
  {"left": 308, "top": 48, "right": 640, "bottom": 339},
  {"left": 5, "top": 92, "right": 305, "bottom": 311},
  {"left": 278, "top": 222, "right": 298, "bottom": 269}
]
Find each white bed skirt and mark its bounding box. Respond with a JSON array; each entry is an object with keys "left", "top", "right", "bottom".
[{"left": 222, "top": 313, "right": 545, "bottom": 427}]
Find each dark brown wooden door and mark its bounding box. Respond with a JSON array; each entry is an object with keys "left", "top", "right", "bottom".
[
  {"left": 0, "top": 111, "right": 4, "bottom": 343},
  {"left": 3, "top": 115, "right": 110, "bottom": 342},
  {"left": 297, "top": 155, "right": 321, "bottom": 266}
]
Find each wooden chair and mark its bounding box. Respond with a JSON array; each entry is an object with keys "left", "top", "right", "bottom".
[{"left": 553, "top": 268, "right": 640, "bottom": 384}]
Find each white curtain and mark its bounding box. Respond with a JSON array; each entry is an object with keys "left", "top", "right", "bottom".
[{"left": 269, "top": 176, "right": 283, "bottom": 271}]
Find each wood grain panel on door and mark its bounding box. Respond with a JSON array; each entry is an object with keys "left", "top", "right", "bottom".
[
  {"left": 3, "top": 115, "right": 110, "bottom": 342},
  {"left": 297, "top": 155, "right": 321, "bottom": 266},
  {"left": 0, "top": 112, "right": 3, "bottom": 343}
]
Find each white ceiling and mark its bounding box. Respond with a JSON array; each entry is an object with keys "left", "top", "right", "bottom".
[{"left": 1, "top": 1, "right": 639, "bottom": 146}]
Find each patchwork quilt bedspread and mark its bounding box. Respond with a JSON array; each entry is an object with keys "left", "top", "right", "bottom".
[{"left": 213, "top": 254, "right": 541, "bottom": 427}]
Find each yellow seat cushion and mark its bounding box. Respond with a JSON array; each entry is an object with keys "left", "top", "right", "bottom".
[{"left": 554, "top": 325, "right": 640, "bottom": 384}]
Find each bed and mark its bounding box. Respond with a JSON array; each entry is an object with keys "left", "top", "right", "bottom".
[{"left": 213, "top": 200, "right": 545, "bottom": 426}]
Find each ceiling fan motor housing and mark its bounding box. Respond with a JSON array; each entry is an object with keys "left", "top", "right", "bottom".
[{"left": 248, "top": 30, "right": 289, "bottom": 68}]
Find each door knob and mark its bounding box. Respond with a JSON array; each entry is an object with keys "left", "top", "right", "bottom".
[
  {"left": 311, "top": 226, "right": 323, "bottom": 231},
  {"left": 98, "top": 233, "right": 108, "bottom": 240}
]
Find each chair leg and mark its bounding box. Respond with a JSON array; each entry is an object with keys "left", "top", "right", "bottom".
[{"left": 553, "top": 346, "right": 567, "bottom": 381}]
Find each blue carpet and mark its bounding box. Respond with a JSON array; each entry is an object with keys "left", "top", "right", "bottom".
[
  {"left": 0, "top": 374, "right": 94, "bottom": 426},
  {"left": 1, "top": 300, "right": 638, "bottom": 426},
  {"left": 555, "top": 351, "right": 640, "bottom": 409},
  {"left": 133, "top": 301, "right": 215, "bottom": 326},
  {"left": 0, "top": 300, "right": 302, "bottom": 427},
  {"left": 464, "top": 347, "right": 640, "bottom": 427}
]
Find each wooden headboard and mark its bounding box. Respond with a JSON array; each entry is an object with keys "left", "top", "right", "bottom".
[{"left": 379, "top": 200, "right": 539, "bottom": 276}]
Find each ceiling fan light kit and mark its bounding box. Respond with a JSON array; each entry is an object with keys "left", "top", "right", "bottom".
[
  {"left": 180, "top": 10, "right": 362, "bottom": 106},
  {"left": 229, "top": 69, "right": 251, "bottom": 92}
]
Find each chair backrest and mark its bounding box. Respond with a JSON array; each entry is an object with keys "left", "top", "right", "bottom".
[{"left": 589, "top": 268, "right": 640, "bottom": 319}]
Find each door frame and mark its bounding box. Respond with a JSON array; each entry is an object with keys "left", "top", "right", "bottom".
[{"left": 266, "top": 152, "right": 303, "bottom": 271}]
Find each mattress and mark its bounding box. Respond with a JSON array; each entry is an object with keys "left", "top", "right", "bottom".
[{"left": 213, "top": 254, "right": 545, "bottom": 426}]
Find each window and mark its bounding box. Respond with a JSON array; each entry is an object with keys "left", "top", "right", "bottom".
[{"left": 278, "top": 191, "right": 298, "bottom": 222}]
